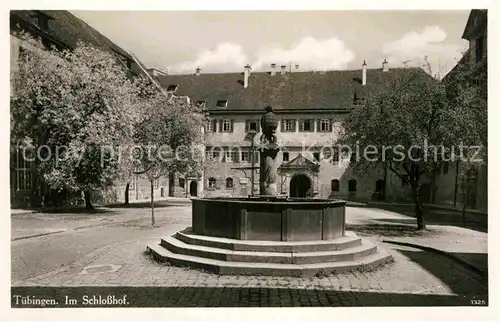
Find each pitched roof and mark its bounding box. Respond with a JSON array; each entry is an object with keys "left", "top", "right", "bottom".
[
  {"left": 156, "top": 68, "right": 429, "bottom": 112},
  {"left": 461, "top": 9, "right": 487, "bottom": 40},
  {"left": 10, "top": 10, "right": 132, "bottom": 60}
]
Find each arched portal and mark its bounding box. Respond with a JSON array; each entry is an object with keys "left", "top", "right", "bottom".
[{"left": 289, "top": 174, "right": 312, "bottom": 198}]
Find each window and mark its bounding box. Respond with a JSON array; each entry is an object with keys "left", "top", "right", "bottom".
[
  {"left": 12, "top": 149, "right": 33, "bottom": 191},
  {"left": 205, "top": 119, "right": 215, "bottom": 132},
  {"left": 443, "top": 163, "right": 449, "bottom": 174},
  {"left": 206, "top": 148, "right": 221, "bottom": 161},
  {"left": 282, "top": 119, "right": 296, "bottom": 132},
  {"left": 318, "top": 119, "right": 331, "bottom": 132},
  {"left": 475, "top": 36, "right": 484, "bottom": 63},
  {"left": 348, "top": 179, "right": 357, "bottom": 192},
  {"left": 154, "top": 178, "right": 160, "bottom": 189},
  {"left": 208, "top": 177, "right": 217, "bottom": 189},
  {"left": 331, "top": 179, "right": 340, "bottom": 192},
  {"left": 216, "top": 100, "right": 228, "bottom": 108},
  {"left": 300, "top": 119, "right": 314, "bottom": 132},
  {"left": 30, "top": 11, "right": 52, "bottom": 31},
  {"left": 313, "top": 152, "right": 320, "bottom": 162},
  {"left": 245, "top": 120, "right": 259, "bottom": 132},
  {"left": 226, "top": 177, "right": 234, "bottom": 189},
  {"left": 221, "top": 119, "right": 233, "bottom": 132},
  {"left": 332, "top": 149, "right": 339, "bottom": 162},
  {"left": 179, "top": 178, "right": 185, "bottom": 188},
  {"left": 241, "top": 151, "right": 250, "bottom": 162},
  {"left": 224, "top": 150, "right": 233, "bottom": 163},
  {"left": 167, "top": 84, "right": 178, "bottom": 92},
  {"left": 196, "top": 100, "right": 207, "bottom": 108},
  {"left": 283, "top": 152, "right": 289, "bottom": 162}
]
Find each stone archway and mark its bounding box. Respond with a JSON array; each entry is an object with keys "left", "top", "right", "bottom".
[
  {"left": 289, "top": 174, "right": 312, "bottom": 198},
  {"left": 189, "top": 181, "right": 198, "bottom": 197}
]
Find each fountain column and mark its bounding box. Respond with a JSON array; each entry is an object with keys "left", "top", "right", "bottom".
[{"left": 258, "top": 106, "right": 280, "bottom": 196}]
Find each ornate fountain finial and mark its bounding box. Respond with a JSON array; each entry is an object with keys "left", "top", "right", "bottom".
[
  {"left": 260, "top": 105, "right": 278, "bottom": 144},
  {"left": 258, "top": 105, "right": 280, "bottom": 196}
]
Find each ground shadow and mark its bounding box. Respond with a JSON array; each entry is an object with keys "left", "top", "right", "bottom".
[
  {"left": 11, "top": 286, "right": 487, "bottom": 307},
  {"left": 369, "top": 204, "right": 487, "bottom": 233},
  {"left": 105, "top": 201, "right": 188, "bottom": 209},
  {"left": 346, "top": 223, "right": 429, "bottom": 238},
  {"left": 395, "top": 248, "right": 488, "bottom": 292},
  {"left": 33, "top": 207, "right": 116, "bottom": 215}
]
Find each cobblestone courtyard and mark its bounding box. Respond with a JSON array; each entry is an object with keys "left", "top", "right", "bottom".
[{"left": 11, "top": 202, "right": 488, "bottom": 307}]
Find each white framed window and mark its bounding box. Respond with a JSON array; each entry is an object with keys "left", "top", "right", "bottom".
[
  {"left": 222, "top": 119, "right": 232, "bottom": 132},
  {"left": 283, "top": 119, "right": 295, "bottom": 132},
  {"left": 224, "top": 150, "right": 238, "bottom": 163},
  {"left": 319, "top": 119, "right": 330, "bottom": 132},
  {"left": 241, "top": 151, "right": 250, "bottom": 162},
  {"left": 208, "top": 177, "right": 217, "bottom": 189},
  {"left": 205, "top": 120, "right": 214, "bottom": 132}
]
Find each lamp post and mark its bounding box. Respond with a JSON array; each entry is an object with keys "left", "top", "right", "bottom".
[{"left": 244, "top": 130, "right": 258, "bottom": 196}]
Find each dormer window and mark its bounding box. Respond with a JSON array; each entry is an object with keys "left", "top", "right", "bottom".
[
  {"left": 196, "top": 100, "right": 207, "bottom": 108},
  {"left": 216, "top": 100, "right": 228, "bottom": 108},
  {"left": 167, "top": 84, "right": 178, "bottom": 92},
  {"left": 30, "top": 11, "right": 52, "bottom": 31}
]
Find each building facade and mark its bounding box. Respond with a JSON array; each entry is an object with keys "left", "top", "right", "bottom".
[
  {"left": 9, "top": 10, "right": 176, "bottom": 207},
  {"left": 435, "top": 9, "right": 488, "bottom": 212},
  {"left": 156, "top": 64, "right": 434, "bottom": 203}
]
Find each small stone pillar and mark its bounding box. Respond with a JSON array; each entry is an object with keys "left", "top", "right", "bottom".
[{"left": 258, "top": 106, "right": 280, "bottom": 195}]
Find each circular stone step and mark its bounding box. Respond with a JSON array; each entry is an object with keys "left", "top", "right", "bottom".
[
  {"left": 147, "top": 229, "right": 394, "bottom": 277},
  {"left": 175, "top": 228, "right": 363, "bottom": 253},
  {"left": 160, "top": 236, "right": 378, "bottom": 264},
  {"left": 146, "top": 242, "right": 392, "bottom": 277}
]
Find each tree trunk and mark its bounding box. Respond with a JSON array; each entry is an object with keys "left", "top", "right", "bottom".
[
  {"left": 124, "top": 182, "right": 130, "bottom": 205},
  {"left": 411, "top": 182, "right": 425, "bottom": 230},
  {"left": 84, "top": 190, "right": 93, "bottom": 210},
  {"left": 150, "top": 181, "right": 155, "bottom": 226}
]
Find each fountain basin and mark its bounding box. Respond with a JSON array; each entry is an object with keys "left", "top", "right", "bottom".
[{"left": 191, "top": 197, "right": 346, "bottom": 242}]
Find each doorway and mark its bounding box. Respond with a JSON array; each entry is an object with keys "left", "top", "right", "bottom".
[
  {"left": 189, "top": 181, "right": 198, "bottom": 197},
  {"left": 289, "top": 174, "right": 312, "bottom": 198}
]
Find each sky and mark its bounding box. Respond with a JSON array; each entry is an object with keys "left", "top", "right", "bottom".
[{"left": 72, "top": 10, "right": 470, "bottom": 76}]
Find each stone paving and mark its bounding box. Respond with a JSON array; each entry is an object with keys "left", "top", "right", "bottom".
[{"left": 11, "top": 205, "right": 489, "bottom": 307}]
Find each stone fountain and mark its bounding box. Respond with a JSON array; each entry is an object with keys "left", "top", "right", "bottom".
[{"left": 147, "top": 106, "right": 392, "bottom": 277}]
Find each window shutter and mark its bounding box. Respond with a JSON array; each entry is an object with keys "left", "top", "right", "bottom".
[
  {"left": 299, "top": 120, "right": 304, "bottom": 132},
  {"left": 317, "top": 120, "right": 321, "bottom": 132},
  {"left": 234, "top": 151, "right": 240, "bottom": 163},
  {"left": 212, "top": 119, "right": 217, "bottom": 132},
  {"left": 292, "top": 119, "right": 297, "bottom": 132},
  {"left": 218, "top": 120, "right": 223, "bottom": 132},
  {"left": 329, "top": 119, "right": 333, "bottom": 132},
  {"left": 281, "top": 120, "right": 285, "bottom": 132},
  {"left": 230, "top": 120, "right": 234, "bottom": 133},
  {"left": 311, "top": 119, "right": 315, "bottom": 132},
  {"left": 245, "top": 120, "right": 249, "bottom": 132},
  {"left": 256, "top": 121, "right": 260, "bottom": 133}
]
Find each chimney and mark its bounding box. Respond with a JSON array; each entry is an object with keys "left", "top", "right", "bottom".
[
  {"left": 195, "top": 66, "right": 201, "bottom": 76},
  {"left": 280, "top": 65, "right": 286, "bottom": 74},
  {"left": 382, "top": 59, "right": 389, "bottom": 72},
  {"left": 362, "top": 60, "right": 367, "bottom": 86},
  {"left": 244, "top": 64, "right": 252, "bottom": 88},
  {"left": 270, "top": 63, "right": 276, "bottom": 76}
]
